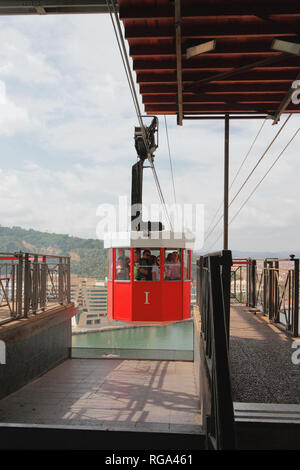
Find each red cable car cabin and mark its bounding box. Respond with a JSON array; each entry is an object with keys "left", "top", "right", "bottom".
[{"left": 105, "top": 231, "right": 194, "bottom": 322}]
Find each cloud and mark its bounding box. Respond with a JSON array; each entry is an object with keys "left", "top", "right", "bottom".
[
  {"left": 0, "top": 161, "right": 133, "bottom": 238},
  {"left": 0, "top": 25, "right": 61, "bottom": 85},
  {"left": 0, "top": 80, "right": 38, "bottom": 135}
]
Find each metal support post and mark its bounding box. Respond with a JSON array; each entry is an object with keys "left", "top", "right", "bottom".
[
  {"left": 251, "top": 259, "right": 257, "bottom": 308},
  {"left": 16, "top": 252, "right": 23, "bottom": 317},
  {"left": 223, "top": 113, "right": 229, "bottom": 250},
  {"left": 23, "top": 253, "right": 30, "bottom": 317}
]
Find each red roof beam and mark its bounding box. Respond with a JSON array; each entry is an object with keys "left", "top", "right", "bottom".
[
  {"left": 144, "top": 104, "right": 296, "bottom": 113},
  {"left": 136, "top": 70, "right": 300, "bottom": 84},
  {"left": 139, "top": 82, "right": 291, "bottom": 94},
  {"left": 128, "top": 37, "right": 284, "bottom": 57},
  {"left": 142, "top": 93, "right": 285, "bottom": 104},
  {"left": 132, "top": 55, "right": 300, "bottom": 71},
  {"left": 124, "top": 18, "right": 300, "bottom": 40},
  {"left": 119, "top": 1, "right": 300, "bottom": 20}
]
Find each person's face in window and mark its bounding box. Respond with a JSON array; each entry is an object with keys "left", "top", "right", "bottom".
[
  {"left": 143, "top": 251, "right": 151, "bottom": 259},
  {"left": 157, "top": 256, "right": 160, "bottom": 265}
]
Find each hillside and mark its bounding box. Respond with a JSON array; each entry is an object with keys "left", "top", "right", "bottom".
[
  {"left": 0, "top": 226, "right": 107, "bottom": 279},
  {"left": 1, "top": 226, "right": 296, "bottom": 281}
]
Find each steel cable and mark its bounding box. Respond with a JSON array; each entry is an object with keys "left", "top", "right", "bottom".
[
  {"left": 204, "top": 114, "right": 292, "bottom": 246},
  {"left": 207, "top": 125, "right": 300, "bottom": 250},
  {"left": 106, "top": 0, "right": 174, "bottom": 230}
]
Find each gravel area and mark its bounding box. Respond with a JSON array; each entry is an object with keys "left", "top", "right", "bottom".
[{"left": 230, "top": 305, "right": 300, "bottom": 404}]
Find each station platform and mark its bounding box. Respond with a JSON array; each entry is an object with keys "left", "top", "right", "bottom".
[
  {"left": 1, "top": 304, "right": 299, "bottom": 449},
  {"left": 0, "top": 358, "right": 202, "bottom": 436},
  {"left": 230, "top": 305, "right": 300, "bottom": 404}
]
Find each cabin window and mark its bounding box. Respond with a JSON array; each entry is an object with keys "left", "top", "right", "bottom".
[
  {"left": 184, "top": 250, "right": 191, "bottom": 280},
  {"left": 164, "top": 249, "right": 181, "bottom": 281},
  {"left": 134, "top": 248, "right": 160, "bottom": 281},
  {"left": 115, "top": 248, "right": 130, "bottom": 281}
]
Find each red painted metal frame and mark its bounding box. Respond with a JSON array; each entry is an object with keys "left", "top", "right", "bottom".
[
  {"left": 107, "top": 247, "right": 192, "bottom": 322},
  {"left": 0, "top": 256, "right": 46, "bottom": 261},
  {"left": 232, "top": 260, "right": 251, "bottom": 265}
]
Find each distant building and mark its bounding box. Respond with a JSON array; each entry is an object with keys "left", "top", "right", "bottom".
[{"left": 71, "top": 275, "right": 107, "bottom": 328}]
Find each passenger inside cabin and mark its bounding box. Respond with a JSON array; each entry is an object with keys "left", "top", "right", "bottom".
[
  {"left": 165, "top": 250, "right": 181, "bottom": 280},
  {"left": 138, "top": 249, "right": 152, "bottom": 281},
  {"left": 134, "top": 249, "right": 161, "bottom": 281},
  {"left": 115, "top": 257, "right": 129, "bottom": 280},
  {"left": 115, "top": 248, "right": 130, "bottom": 280},
  {"left": 151, "top": 255, "right": 160, "bottom": 281},
  {"left": 118, "top": 249, "right": 130, "bottom": 272}
]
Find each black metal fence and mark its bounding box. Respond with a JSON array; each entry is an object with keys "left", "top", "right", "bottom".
[
  {"left": 230, "top": 258, "right": 255, "bottom": 306},
  {"left": 197, "top": 250, "right": 235, "bottom": 450},
  {"left": 230, "top": 256, "right": 299, "bottom": 337},
  {"left": 0, "top": 252, "right": 71, "bottom": 325}
]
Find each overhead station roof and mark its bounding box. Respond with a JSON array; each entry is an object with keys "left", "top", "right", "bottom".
[
  {"left": 119, "top": 0, "right": 300, "bottom": 123},
  {"left": 1, "top": 1, "right": 299, "bottom": 123}
]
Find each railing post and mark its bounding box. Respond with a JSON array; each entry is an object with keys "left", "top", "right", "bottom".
[
  {"left": 16, "top": 252, "right": 23, "bottom": 317},
  {"left": 58, "top": 258, "right": 64, "bottom": 304},
  {"left": 293, "top": 258, "right": 299, "bottom": 337},
  {"left": 269, "top": 261, "right": 274, "bottom": 321},
  {"left": 32, "top": 254, "right": 39, "bottom": 314},
  {"left": 40, "top": 256, "right": 47, "bottom": 310},
  {"left": 274, "top": 260, "right": 279, "bottom": 323},
  {"left": 11, "top": 262, "right": 16, "bottom": 315},
  {"left": 232, "top": 268, "right": 236, "bottom": 301},
  {"left": 250, "top": 259, "right": 257, "bottom": 308},
  {"left": 221, "top": 250, "right": 232, "bottom": 342},
  {"left": 23, "top": 253, "right": 30, "bottom": 318},
  {"left": 66, "top": 257, "right": 71, "bottom": 303},
  {"left": 263, "top": 260, "right": 268, "bottom": 317},
  {"left": 246, "top": 260, "right": 250, "bottom": 307}
]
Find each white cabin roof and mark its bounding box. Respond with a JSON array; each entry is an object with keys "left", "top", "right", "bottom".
[{"left": 103, "top": 231, "right": 194, "bottom": 250}]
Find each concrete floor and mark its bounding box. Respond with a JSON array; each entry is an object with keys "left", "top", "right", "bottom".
[
  {"left": 0, "top": 359, "right": 202, "bottom": 434},
  {"left": 230, "top": 305, "right": 300, "bottom": 404}
]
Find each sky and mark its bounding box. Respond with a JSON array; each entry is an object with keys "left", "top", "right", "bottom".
[{"left": 0, "top": 13, "right": 299, "bottom": 253}]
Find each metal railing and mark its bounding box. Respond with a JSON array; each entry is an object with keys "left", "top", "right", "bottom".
[
  {"left": 0, "top": 252, "right": 71, "bottom": 325},
  {"left": 230, "top": 258, "right": 256, "bottom": 306},
  {"left": 197, "top": 250, "right": 235, "bottom": 450},
  {"left": 231, "top": 256, "right": 299, "bottom": 337}
]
